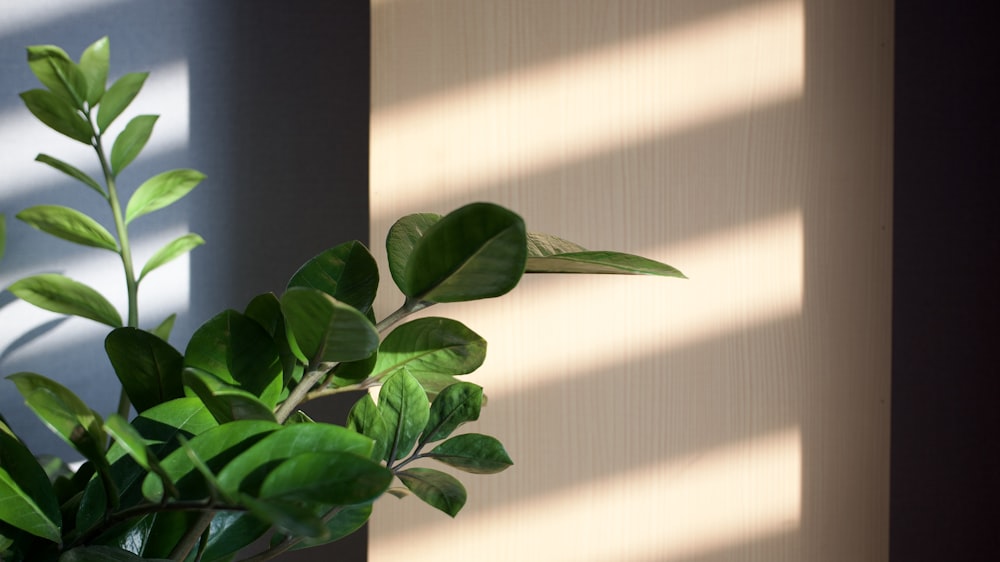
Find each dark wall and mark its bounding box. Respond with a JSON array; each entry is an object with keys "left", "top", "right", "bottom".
[{"left": 892, "top": 1, "right": 1000, "bottom": 560}]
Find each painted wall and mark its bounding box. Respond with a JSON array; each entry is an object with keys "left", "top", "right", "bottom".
[{"left": 368, "top": 1, "right": 892, "bottom": 560}]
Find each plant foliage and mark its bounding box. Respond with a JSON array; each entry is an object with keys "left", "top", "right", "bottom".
[{"left": 0, "top": 38, "right": 684, "bottom": 561}]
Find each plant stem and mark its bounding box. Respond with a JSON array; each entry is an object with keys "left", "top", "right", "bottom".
[
  {"left": 375, "top": 299, "right": 432, "bottom": 333},
  {"left": 170, "top": 511, "right": 215, "bottom": 561}
]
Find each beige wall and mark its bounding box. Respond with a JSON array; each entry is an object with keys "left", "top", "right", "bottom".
[{"left": 369, "top": 0, "right": 892, "bottom": 560}]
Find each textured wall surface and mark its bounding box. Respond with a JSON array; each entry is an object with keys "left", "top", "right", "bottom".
[{"left": 369, "top": 1, "right": 892, "bottom": 560}]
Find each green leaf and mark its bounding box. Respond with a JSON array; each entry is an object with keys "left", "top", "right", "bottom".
[
  {"left": 0, "top": 428, "right": 61, "bottom": 542},
  {"left": 215, "top": 423, "right": 374, "bottom": 499},
  {"left": 421, "top": 382, "right": 483, "bottom": 445},
  {"left": 139, "top": 233, "right": 204, "bottom": 281},
  {"left": 402, "top": 202, "right": 527, "bottom": 303},
  {"left": 272, "top": 504, "right": 372, "bottom": 551},
  {"left": 371, "top": 317, "right": 485, "bottom": 384},
  {"left": 8, "top": 273, "right": 122, "bottom": 327},
  {"left": 26, "top": 44, "right": 87, "bottom": 108},
  {"left": 150, "top": 313, "right": 176, "bottom": 341},
  {"left": 239, "top": 494, "right": 326, "bottom": 538},
  {"left": 104, "top": 414, "right": 178, "bottom": 498},
  {"left": 60, "top": 546, "right": 172, "bottom": 561},
  {"left": 110, "top": 114, "right": 158, "bottom": 175},
  {"left": 426, "top": 433, "right": 513, "bottom": 474},
  {"left": 386, "top": 212, "right": 440, "bottom": 295},
  {"left": 97, "top": 72, "right": 147, "bottom": 132},
  {"left": 34, "top": 154, "right": 105, "bottom": 197},
  {"left": 16, "top": 205, "right": 118, "bottom": 251},
  {"left": 280, "top": 287, "right": 379, "bottom": 365},
  {"left": 346, "top": 394, "right": 389, "bottom": 461},
  {"left": 105, "top": 327, "right": 184, "bottom": 412},
  {"left": 525, "top": 232, "right": 685, "bottom": 277},
  {"left": 184, "top": 310, "right": 283, "bottom": 407},
  {"left": 200, "top": 510, "right": 270, "bottom": 562},
  {"left": 379, "top": 370, "right": 429, "bottom": 463},
  {"left": 259, "top": 451, "right": 392, "bottom": 505},
  {"left": 125, "top": 169, "right": 205, "bottom": 224},
  {"left": 141, "top": 419, "right": 279, "bottom": 503},
  {"left": 287, "top": 241, "right": 379, "bottom": 315},
  {"left": 78, "top": 37, "right": 109, "bottom": 106},
  {"left": 20, "top": 89, "right": 92, "bottom": 143},
  {"left": 396, "top": 468, "right": 466, "bottom": 517},
  {"left": 182, "top": 368, "right": 277, "bottom": 425}
]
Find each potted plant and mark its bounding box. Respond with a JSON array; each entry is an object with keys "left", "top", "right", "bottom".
[{"left": 0, "top": 38, "right": 684, "bottom": 561}]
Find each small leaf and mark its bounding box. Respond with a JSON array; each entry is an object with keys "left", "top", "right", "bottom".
[
  {"left": 150, "top": 313, "right": 176, "bottom": 341},
  {"left": 97, "top": 72, "right": 147, "bottom": 132},
  {"left": 426, "top": 433, "right": 513, "bottom": 474},
  {"left": 287, "top": 241, "right": 379, "bottom": 315},
  {"left": 379, "top": 370, "right": 429, "bottom": 463},
  {"left": 385, "top": 212, "right": 440, "bottom": 295},
  {"left": 139, "top": 233, "right": 204, "bottom": 280},
  {"left": 20, "top": 89, "right": 92, "bottom": 143},
  {"left": 420, "top": 382, "right": 483, "bottom": 445},
  {"left": 110, "top": 114, "right": 158, "bottom": 175},
  {"left": 35, "top": 154, "right": 105, "bottom": 197},
  {"left": 26, "top": 44, "right": 87, "bottom": 108},
  {"left": 17, "top": 205, "right": 118, "bottom": 251},
  {"left": 240, "top": 494, "right": 326, "bottom": 538},
  {"left": 259, "top": 451, "right": 391, "bottom": 505},
  {"left": 125, "top": 169, "right": 205, "bottom": 224},
  {"left": 182, "top": 368, "right": 277, "bottom": 425},
  {"left": 396, "top": 468, "right": 466, "bottom": 517},
  {"left": 8, "top": 273, "right": 122, "bottom": 327},
  {"left": 346, "top": 394, "right": 389, "bottom": 461},
  {"left": 403, "top": 202, "right": 527, "bottom": 303},
  {"left": 280, "top": 287, "right": 379, "bottom": 366},
  {"left": 78, "top": 37, "right": 109, "bottom": 106},
  {"left": 104, "top": 414, "right": 178, "bottom": 498},
  {"left": 371, "top": 317, "right": 486, "bottom": 384},
  {"left": 526, "top": 232, "right": 686, "bottom": 277},
  {"left": 105, "top": 327, "right": 184, "bottom": 412}
]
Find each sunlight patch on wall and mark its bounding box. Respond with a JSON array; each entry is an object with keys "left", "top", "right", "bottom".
[
  {"left": 0, "top": 0, "right": 127, "bottom": 35},
  {"left": 370, "top": 0, "right": 804, "bottom": 213},
  {"left": 0, "top": 60, "right": 189, "bottom": 200},
  {"left": 372, "top": 426, "right": 801, "bottom": 562}
]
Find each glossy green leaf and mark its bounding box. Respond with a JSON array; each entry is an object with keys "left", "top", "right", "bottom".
[
  {"left": 182, "top": 368, "right": 277, "bottom": 425},
  {"left": 379, "top": 370, "right": 429, "bottom": 463},
  {"left": 259, "top": 451, "right": 392, "bottom": 505},
  {"left": 8, "top": 273, "right": 121, "bottom": 327},
  {"left": 272, "top": 504, "right": 372, "bottom": 551},
  {"left": 421, "top": 382, "right": 483, "bottom": 445},
  {"left": 59, "top": 545, "right": 171, "bottom": 561},
  {"left": 19, "top": 89, "right": 92, "bottom": 143},
  {"left": 34, "top": 154, "right": 105, "bottom": 197},
  {"left": 184, "top": 309, "right": 283, "bottom": 407},
  {"left": 141, "top": 419, "right": 279, "bottom": 503},
  {"left": 104, "top": 414, "right": 178, "bottom": 499},
  {"left": 0, "top": 427, "right": 61, "bottom": 542},
  {"left": 287, "top": 241, "right": 379, "bottom": 315},
  {"left": 371, "top": 317, "right": 485, "bottom": 384},
  {"left": 396, "top": 468, "right": 466, "bottom": 517},
  {"left": 526, "top": 232, "right": 685, "bottom": 277},
  {"left": 240, "top": 493, "right": 326, "bottom": 538},
  {"left": 139, "top": 233, "right": 204, "bottom": 281},
  {"left": 150, "top": 313, "right": 176, "bottom": 341},
  {"left": 125, "top": 168, "right": 204, "bottom": 224},
  {"left": 280, "top": 287, "right": 379, "bottom": 365},
  {"left": 97, "top": 72, "right": 147, "bottom": 132},
  {"left": 346, "top": 394, "right": 389, "bottom": 461},
  {"left": 215, "top": 423, "right": 374, "bottom": 499},
  {"left": 110, "top": 114, "right": 157, "bottom": 175},
  {"left": 200, "top": 510, "right": 270, "bottom": 562},
  {"left": 17, "top": 205, "right": 117, "bottom": 251},
  {"left": 402, "top": 202, "right": 527, "bottom": 303},
  {"left": 78, "top": 37, "right": 109, "bottom": 106},
  {"left": 244, "top": 293, "right": 303, "bottom": 390},
  {"left": 426, "top": 433, "right": 513, "bottom": 474},
  {"left": 385, "top": 212, "right": 440, "bottom": 295},
  {"left": 105, "top": 327, "right": 184, "bottom": 412},
  {"left": 26, "top": 44, "right": 87, "bottom": 108}
]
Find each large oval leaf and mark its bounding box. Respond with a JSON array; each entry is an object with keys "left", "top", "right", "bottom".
[
  {"left": 372, "top": 317, "right": 485, "bottom": 384},
  {"left": 182, "top": 368, "right": 277, "bottom": 425},
  {"left": 17, "top": 205, "right": 117, "bottom": 251},
  {"left": 78, "top": 36, "right": 109, "bottom": 106},
  {"left": 271, "top": 504, "right": 372, "bottom": 551},
  {"left": 20, "top": 89, "right": 92, "bottom": 143},
  {"left": 386, "top": 212, "right": 440, "bottom": 294},
  {"left": 105, "top": 328, "right": 184, "bottom": 412},
  {"left": 97, "top": 72, "right": 147, "bottom": 132},
  {"left": 396, "top": 468, "right": 466, "bottom": 517},
  {"left": 259, "top": 451, "right": 391, "bottom": 505},
  {"left": 525, "top": 232, "right": 685, "bottom": 277},
  {"left": 420, "top": 382, "right": 483, "bottom": 445},
  {"left": 110, "top": 114, "right": 158, "bottom": 175},
  {"left": 280, "top": 288, "right": 379, "bottom": 366},
  {"left": 403, "top": 202, "right": 527, "bottom": 303},
  {"left": 125, "top": 169, "right": 205, "bottom": 224},
  {"left": 426, "top": 433, "right": 513, "bottom": 474},
  {"left": 379, "top": 370, "right": 429, "bottom": 463},
  {"left": 8, "top": 273, "right": 122, "bottom": 327},
  {"left": 287, "top": 241, "right": 379, "bottom": 315},
  {"left": 139, "top": 233, "right": 204, "bottom": 281},
  {"left": 0, "top": 425, "right": 61, "bottom": 543}
]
